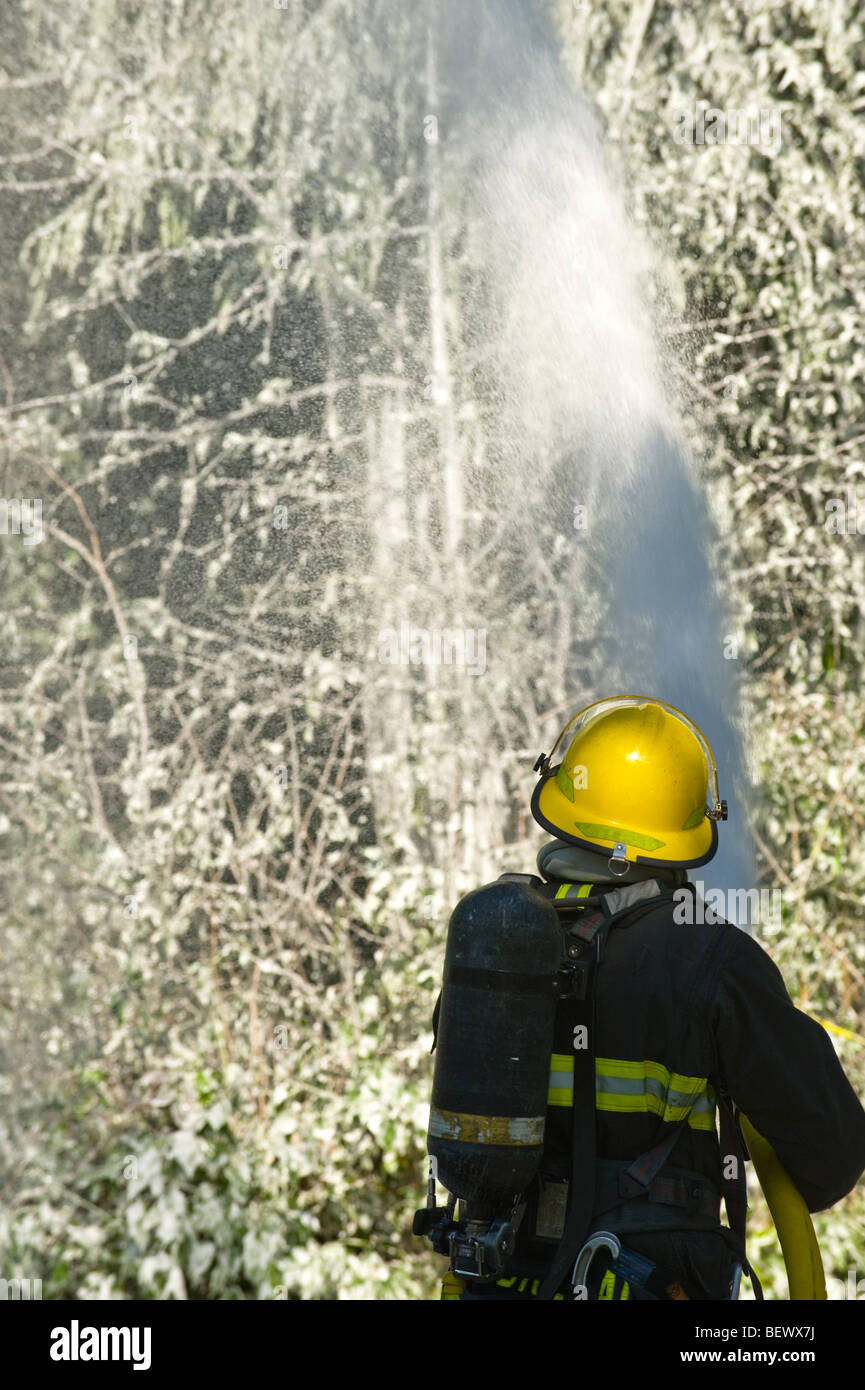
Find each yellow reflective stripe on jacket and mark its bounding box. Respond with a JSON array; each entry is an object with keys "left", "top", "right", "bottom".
[
  {"left": 494, "top": 1278, "right": 565, "bottom": 1299},
  {"left": 554, "top": 882, "right": 593, "bottom": 903},
  {"left": 547, "top": 1053, "right": 716, "bottom": 1131},
  {"left": 598, "top": 1269, "right": 629, "bottom": 1300},
  {"left": 597, "top": 1057, "right": 715, "bottom": 1128},
  {"left": 548, "top": 1054, "right": 576, "bottom": 1107}
]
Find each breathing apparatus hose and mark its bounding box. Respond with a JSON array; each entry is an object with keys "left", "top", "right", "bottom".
[{"left": 740, "top": 1114, "right": 827, "bottom": 1300}]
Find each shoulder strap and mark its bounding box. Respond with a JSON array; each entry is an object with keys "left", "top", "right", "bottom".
[
  {"left": 536, "top": 909, "right": 609, "bottom": 1300},
  {"left": 535, "top": 890, "right": 687, "bottom": 1302},
  {"left": 718, "top": 1090, "right": 763, "bottom": 1299}
]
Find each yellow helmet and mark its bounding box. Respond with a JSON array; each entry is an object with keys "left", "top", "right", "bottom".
[{"left": 531, "top": 695, "right": 726, "bottom": 872}]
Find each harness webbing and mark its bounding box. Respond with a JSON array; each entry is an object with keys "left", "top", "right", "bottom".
[
  {"left": 536, "top": 907, "right": 609, "bottom": 1300},
  {"left": 536, "top": 890, "right": 696, "bottom": 1301}
]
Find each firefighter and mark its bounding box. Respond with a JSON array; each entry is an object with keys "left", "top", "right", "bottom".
[{"left": 420, "top": 696, "right": 865, "bottom": 1300}]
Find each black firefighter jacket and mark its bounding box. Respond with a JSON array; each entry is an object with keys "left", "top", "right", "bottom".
[{"left": 498, "top": 873, "right": 865, "bottom": 1298}]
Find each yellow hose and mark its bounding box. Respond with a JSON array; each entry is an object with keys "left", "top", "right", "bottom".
[{"left": 739, "top": 1114, "right": 826, "bottom": 1300}]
